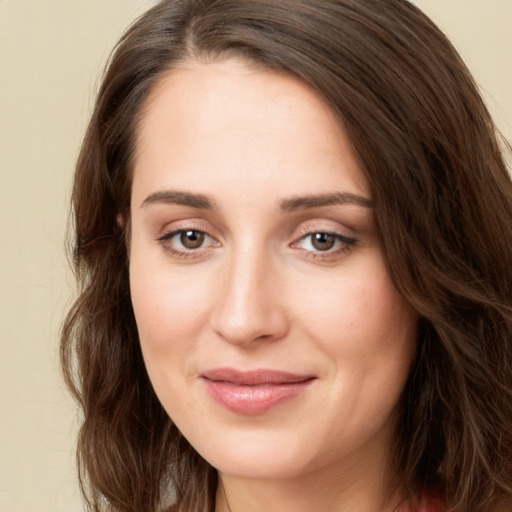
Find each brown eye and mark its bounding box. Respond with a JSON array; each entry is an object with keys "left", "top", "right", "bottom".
[
  {"left": 180, "top": 230, "right": 205, "bottom": 249},
  {"left": 311, "top": 232, "right": 336, "bottom": 251},
  {"left": 293, "top": 230, "right": 356, "bottom": 257}
]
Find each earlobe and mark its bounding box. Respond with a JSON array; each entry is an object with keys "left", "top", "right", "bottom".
[{"left": 116, "top": 214, "right": 125, "bottom": 229}]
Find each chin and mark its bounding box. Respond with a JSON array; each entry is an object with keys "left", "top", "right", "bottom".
[
  {"left": 184, "top": 423, "right": 315, "bottom": 479},
  {"left": 207, "top": 448, "right": 310, "bottom": 480}
]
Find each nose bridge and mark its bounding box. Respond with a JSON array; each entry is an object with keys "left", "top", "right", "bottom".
[{"left": 212, "top": 240, "right": 287, "bottom": 345}]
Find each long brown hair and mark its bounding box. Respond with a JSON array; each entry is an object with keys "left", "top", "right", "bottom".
[{"left": 61, "top": 1, "right": 512, "bottom": 511}]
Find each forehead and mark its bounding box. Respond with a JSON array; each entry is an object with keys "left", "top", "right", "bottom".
[{"left": 132, "top": 58, "right": 369, "bottom": 204}]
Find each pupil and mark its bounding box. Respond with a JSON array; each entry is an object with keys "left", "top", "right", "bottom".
[
  {"left": 180, "top": 230, "right": 204, "bottom": 249},
  {"left": 312, "top": 233, "right": 335, "bottom": 251}
]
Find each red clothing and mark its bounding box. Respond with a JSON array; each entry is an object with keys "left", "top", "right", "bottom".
[{"left": 397, "top": 494, "right": 444, "bottom": 512}]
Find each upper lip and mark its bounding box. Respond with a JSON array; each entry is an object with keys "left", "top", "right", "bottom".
[{"left": 201, "top": 368, "right": 316, "bottom": 386}]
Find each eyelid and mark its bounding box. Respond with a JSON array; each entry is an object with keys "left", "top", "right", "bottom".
[
  {"left": 158, "top": 228, "right": 215, "bottom": 245},
  {"left": 291, "top": 231, "right": 356, "bottom": 249},
  {"left": 292, "top": 219, "right": 355, "bottom": 241},
  {"left": 156, "top": 224, "right": 220, "bottom": 259},
  {"left": 290, "top": 221, "right": 358, "bottom": 259}
]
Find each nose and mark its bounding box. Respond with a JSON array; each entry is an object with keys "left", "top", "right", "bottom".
[{"left": 210, "top": 248, "right": 289, "bottom": 346}]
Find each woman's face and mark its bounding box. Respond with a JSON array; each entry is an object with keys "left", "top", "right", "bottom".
[{"left": 129, "top": 58, "right": 417, "bottom": 481}]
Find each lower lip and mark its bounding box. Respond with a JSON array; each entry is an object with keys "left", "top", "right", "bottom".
[{"left": 202, "top": 378, "right": 314, "bottom": 415}]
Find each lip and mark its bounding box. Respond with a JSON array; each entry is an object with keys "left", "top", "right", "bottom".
[{"left": 201, "top": 368, "right": 316, "bottom": 415}]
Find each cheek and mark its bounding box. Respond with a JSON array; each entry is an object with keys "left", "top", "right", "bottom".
[
  {"left": 293, "top": 258, "right": 417, "bottom": 373},
  {"left": 129, "top": 253, "right": 211, "bottom": 420},
  {"left": 128, "top": 243, "right": 212, "bottom": 376},
  {"left": 296, "top": 263, "right": 417, "bottom": 438}
]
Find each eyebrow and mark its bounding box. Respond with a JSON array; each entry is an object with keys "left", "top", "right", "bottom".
[
  {"left": 140, "top": 190, "right": 216, "bottom": 210},
  {"left": 279, "top": 192, "right": 374, "bottom": 211},
  {"left": 140, "top": 189, "right": 373, "bottom": 212}
]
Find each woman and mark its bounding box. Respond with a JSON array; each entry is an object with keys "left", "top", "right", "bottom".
[{"left": 61, "top": 1, "right": 512, "bottom": 511}]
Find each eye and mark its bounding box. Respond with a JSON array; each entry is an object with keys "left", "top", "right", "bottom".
[
  {"left": 157, "top": 228, "right": 217, "bottom": 257},
  {"left": 178, "top": 229, "right": 206, "bottom": 249},
  {"left": 293, "top": 231, "right": 357, "bottom": 257},
  {"left": 307, "top": 232, "right": 338, "bottom": 251}
]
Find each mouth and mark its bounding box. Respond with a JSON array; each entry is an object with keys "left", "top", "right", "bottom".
[{"left": 200, "top": 368, "right": 316, "bottom": 415}]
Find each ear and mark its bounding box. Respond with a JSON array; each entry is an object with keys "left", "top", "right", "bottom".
[{"left": 116, "top": 214, "right": 125, "bottom": 228}]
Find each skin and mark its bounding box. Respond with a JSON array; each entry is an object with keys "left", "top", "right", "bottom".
[{"left": 129, "top": 58, "right": 418, "bottom": 512}]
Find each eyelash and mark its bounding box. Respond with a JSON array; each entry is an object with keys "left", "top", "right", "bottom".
[
  {"left": 157, "top": 229, "right": 218, "bottom": 259},
  {"left": 292, "top": 230, "right": 357, "bottom": 260},
  {"left": 157, "top": 228, "right": 357, "bottom": 260}
]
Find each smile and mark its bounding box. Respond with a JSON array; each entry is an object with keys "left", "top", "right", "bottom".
[{"left": 201, "top": 368, "right": 316, "bottom": 415}]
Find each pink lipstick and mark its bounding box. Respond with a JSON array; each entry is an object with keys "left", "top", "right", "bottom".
[{"left": 201, "top": 368, "right": 315, "bottom": 415}]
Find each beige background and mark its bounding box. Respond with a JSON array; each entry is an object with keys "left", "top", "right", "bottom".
[{"left": 0, "top": 1, "right": 510, "bottom": 511}]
